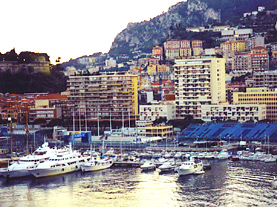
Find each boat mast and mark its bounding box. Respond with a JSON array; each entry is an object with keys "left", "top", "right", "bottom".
[
  {"left": 26, "top": 110, "right": 29, "bottom": 155},
  {"left": 8, "top": 103, "right": 13, "bottom": 158}
]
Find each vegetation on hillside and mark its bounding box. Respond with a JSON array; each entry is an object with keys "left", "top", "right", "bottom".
[{"left": 0, "top": 64, "right": 67, "bottom": 94}]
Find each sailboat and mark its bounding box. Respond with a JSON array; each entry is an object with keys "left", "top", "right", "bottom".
[{"left": 264, "top": 135, "right": 276, "bottom": 163}]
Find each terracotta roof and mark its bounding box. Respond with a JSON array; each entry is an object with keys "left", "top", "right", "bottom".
[{"left": 36, "top": 94, "right": 67, "bottom": 100}]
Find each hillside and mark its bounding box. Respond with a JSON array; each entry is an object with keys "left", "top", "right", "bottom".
[{"left": 108, "top": 0, "right": 276, "bottom": 57}]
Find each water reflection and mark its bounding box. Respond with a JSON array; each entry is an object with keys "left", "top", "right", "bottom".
[{"left": 0, "top": 160, "right": 276, "bottom": 207}]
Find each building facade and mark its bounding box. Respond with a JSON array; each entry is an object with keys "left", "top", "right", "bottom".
[
  {"left": 139, "top": 101, "right": 176, "bottom": 122},
  {"left": 174, "top": 57, "right": 226, "bottom": 119},
  {"left": 67, "top": 73, "right": 138, "bottom": 122},
  {"left": 201, "top": 103, "right": 266, "bottom": 123},
  {"left": 233, "top": 87, "right": 277, "bottom": 121},
  {"left": 253, "top": 71, "right": 277, "bottom": 88}
]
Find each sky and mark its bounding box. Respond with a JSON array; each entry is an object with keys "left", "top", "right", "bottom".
[{"left": 0, "top": 0, "right": 183, "bottom": 64}]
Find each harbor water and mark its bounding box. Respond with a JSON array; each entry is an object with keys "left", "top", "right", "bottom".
[{"left": 0, "top": 159, "right": 276, "bottom": 207}]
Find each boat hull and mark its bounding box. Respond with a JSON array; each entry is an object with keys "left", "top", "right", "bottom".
[
  {"left": 2, "top": 169, "right": 32, "bottom": 178},
  {"left": 30, "top": 165, "right": 79, "bottom": 178},
  {"left": 81, "top": 161, "right": 113, "bottom": 172}
]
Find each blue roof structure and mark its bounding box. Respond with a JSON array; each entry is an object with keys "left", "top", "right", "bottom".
[{"left": 178, "top": 123, "right": 277, "bottom": 142}]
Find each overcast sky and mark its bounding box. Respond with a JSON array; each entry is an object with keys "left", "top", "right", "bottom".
[{"left": 0, "top": 0, "right": 183, "bottom": 63}]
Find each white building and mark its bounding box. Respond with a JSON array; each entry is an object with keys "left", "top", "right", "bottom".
[
  {"left": 139, "top": 101, "right": 176, "bottom": 121},
  {"left": 105, "top": 58, "right": 116, "bottom": 67},
  {"left": 201, "top": 103, "right": 266, "bottom": 123}
]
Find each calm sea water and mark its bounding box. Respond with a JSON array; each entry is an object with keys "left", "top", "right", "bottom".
[{"left": 0, "top": 160, "right": 276, "bottom": 207}]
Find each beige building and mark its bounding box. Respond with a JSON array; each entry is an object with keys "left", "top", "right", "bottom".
[
  {"left": 152, "top": 46, "right": 163, "bottom": 60},
  {"left": 233, "top": 87, "right": 277, "bottom": 121},
  {"left": 174, "top": 57, "right": 226, "bottom": 119},
  {"left": 201, "top": 103, "right": 266, "bottom": 123},
  {"left": 231, "top": 53, "right": 252, "bottom": 74},
  {"left": 253, "top": 71, "right": 277, "bottom": 88},
  {"left": 164, "top": 40, "right": 180, "bottom": 60},
  {"left": 67, "top": 73, "right": 138, "bottom": 122},
  {"left": 139, "top": 101, "right": 176, "bottom": 122}
]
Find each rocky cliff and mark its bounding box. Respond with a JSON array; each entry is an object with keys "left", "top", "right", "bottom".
[{"left": 108, "top": 0, "right": 276, "bottom": 56}]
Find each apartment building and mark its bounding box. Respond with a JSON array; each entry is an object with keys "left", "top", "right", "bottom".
[
  {"left": 231, "top": 53, "right": 252, "bottom": 74},
  {"left": 245, "top": 36, "right": 264, "bottom": 50},
  {"left": 164, "top": 40, "right": 180, "bottom": 60},
  {"left": 149, "top": 58, "right": 159, "bottom": 66},
  {"left": 233, "top": 87, "right": 277, "bottom": 121},
  {"left": 152, "top": 46, "right": 163, "bottom": 60},
  {"left": 67, "top": 73, "right": 138, "bottom": 122},
  {"left": 29, "top": 107, "right": 61, "bottom": 123},
  {"left": 251, "top": 46, "right": 269, "bottom": 72},
  {"left": 191, "top": 40, "right": 203, "bottom": 56},
  {"left": 220, "top": 40, "right": 246, "bottom": 58},
  {"left": 174, "top": 57, "right": 226, "bottom": 119},
  {"left": 139, "top": 101, "right": 176, "bottom": 122},
  {"left": 180, "top": 40, "right": 191, "bottom": 57},
  {"left": 253, "top": 71, "right": 277, "bottom": 88},
  {"left": 201, "top": 103, "right": 266, "bottom": 123}
]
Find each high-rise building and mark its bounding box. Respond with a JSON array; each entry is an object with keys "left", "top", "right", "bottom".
[
  {"left": 174, "top": 57, "right": 226, "bottom": 119},
  {"left": 67, "top": 73, "right": 138, "bottom": 123}
]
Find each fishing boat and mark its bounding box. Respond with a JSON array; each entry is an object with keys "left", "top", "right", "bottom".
[
  {"left": 177, "top": 158, "right": 204, "bottom": 176},
  {"left": 1, "top": 142, "right": 57, "bottom": 179},
  {"left": 29, "top": 144, "right": 90, "bottom": 178},
  {"left": 80, "top": 157, "right": 113, "bottom": 172}
]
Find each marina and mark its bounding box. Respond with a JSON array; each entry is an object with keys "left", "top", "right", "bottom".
[{"left": 0, "top": 159, "right": 276, "bottom": 207}]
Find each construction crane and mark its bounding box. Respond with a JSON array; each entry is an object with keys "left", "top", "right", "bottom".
[{"left": 135, "top": 67, "right": 143, "bottom": 90}]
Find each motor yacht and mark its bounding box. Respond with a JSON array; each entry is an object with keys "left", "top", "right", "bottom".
[
  {"left": 177, "top": 158, "right": 204, "bottom": 176},
  {"left": 80, "top": 157, "right": 113, "bottom": 172},
  {"left": 140, "top": 160, "right": 156, "bottom": 171},
  {"left": 2, "top": 142, "right": 57, "bottom": 179},
  {"left": 158, "top": 161, "right": 174, "bottom": 172},
  {"left": 29, "top": 144, "right": 90, "bottom": 178},
  {"left": 216, "top": 149, "right": 230, "bottom": 159}
]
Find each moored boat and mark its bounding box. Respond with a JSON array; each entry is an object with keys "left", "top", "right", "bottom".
[
  {"left": 177, "top": 158, "right": 204, "bottom": 176},
  {"left": 29, "top": 144, "right": 90, "bottom": 178},
  {"left": 158, "top": 161, "right": 174, "bottom": 172},
  {"left": 80, "top": 157, "right": 113, "bottom": 172},
  {"left": 140, "top": 160, "right": 156, "bottom": 171},
  {"left": 2, "top": 142, "right": 57, "bottom": 179}
]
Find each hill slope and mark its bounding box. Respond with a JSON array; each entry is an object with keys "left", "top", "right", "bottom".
[{"left": 108, "top": 0, "right": 276, "bottom": 56}]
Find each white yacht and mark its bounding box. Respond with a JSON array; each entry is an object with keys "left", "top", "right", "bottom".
[
  {"left": 140, "top": 160, "right": 156, "bottom": 171},
  {"left": 158, "top": 161, "right": 174, "bottom": 172},
  {"left": 216, "top": 149, "right": 230, "bottom": 159},
  {"left": 29, "top": 144, "right": 90, "bottom": 178},
  {"left": 80, "top": 157, "right": 113, "bottom": 172},
  {"left": 177, "top": 158, "right": 204, "bottom": 176},
  {"left": 2, "top": 142, "right": 57, "bottom": 179}
]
